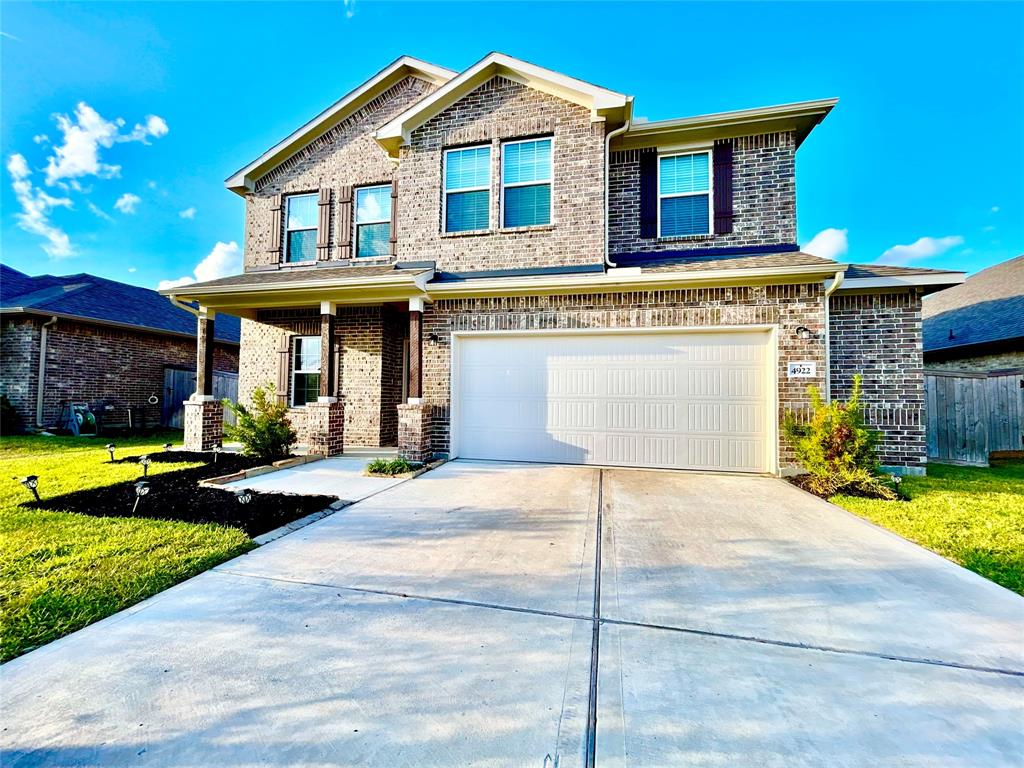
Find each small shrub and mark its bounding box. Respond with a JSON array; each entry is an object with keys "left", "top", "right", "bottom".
[
  {"left": 0, "top": 395, "right": 24, "bottom": 435},
  {"left": 783, "top": 375, "right": 897, "bottom": 500},
  {"left": 366, "top": 457, "right": 419, "bottom": 476},
  {"left": 223, "top": 384, "right": 296, "bottom": 461}
]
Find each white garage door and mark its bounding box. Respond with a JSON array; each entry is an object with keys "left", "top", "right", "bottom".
[{"left": 454, "top": 330, "right": 773, "bottom": 472}]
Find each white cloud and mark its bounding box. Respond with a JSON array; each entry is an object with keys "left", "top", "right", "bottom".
[
  {"left": 33, "top": 134, "right": 49, "bottom": 145},
  {"left": 42, "top": 102, "right": 168, "bottom": 186},
  {"left": 127, "top": 267, "right": 137, "bottom": 273},
  {"left": 158, "top": 241, "right": 241, "bottom": 290},
  {"left": 802, "top": 227, "right": 848, "bottom": 261},
  {"left": 87, "top": 201, "right": 113, "bottom": 222},
  {"left": 343, "top": 0, "right": 356, "bottom": 17},
  {"left": 178, "top": 206, "right": 196, "bottom": 219},
  {"left": 114, "top": 193, "right": 141, "bottom": 214},
  {"left": 876, "top": 235, "right": 964, "bottom": 266},
  {"left": 147, "top": 180, "right": 158, "bottom": 190},
  {"left": 7, "top": 153, "right": 75, "bottom": 258},
  {"left": 991, "top": 206, "right": 1000, "bottom": 213}
]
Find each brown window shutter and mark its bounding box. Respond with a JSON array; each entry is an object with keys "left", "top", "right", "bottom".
[
  {"left": 638, "top": 150, "right": 657, "bottom": 239},
  {"left": 316, "top": 187, "right": 331, "bottom": 260},
  {"left": 337, "top": 185, "right": 353, "bottom": 259},
  {"left": 713, "top": 140, "right": 734, "bottom": 234},
  {"left": 276, "top": 334, "right": 290, "bottom": 404},
  {"left": 268, "top": 194, "right": 283, "bottom": 255},
  {"left": 389, "top": 177, "right": 399, "bottom": 257}
]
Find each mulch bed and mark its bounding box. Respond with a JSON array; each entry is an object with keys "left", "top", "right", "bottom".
[
  {"left": 787, "top": 473, "right": 904, "bottom": 501},
  {"left": 32, "top": 451, "right": 337, "bottom": 538}
]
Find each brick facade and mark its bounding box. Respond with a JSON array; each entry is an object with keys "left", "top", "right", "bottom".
[
  {"left": 397, "top": 401, "right": 432, "bottom": 462},
  {"left": 397, "top": 76, "right": 606, "bottom": 272},
  {"left": 183, "top": 399, "right": 224, "bottom": 451},
  {"left": 829, "top": 291, "right": 926, "bottom": 471},
  {"left": 0, "top": 316, "right": 238, "bottom": 429},
  {"left": 305, "top": 399, "right": 345, "bottom": 456},
  {"left": 608, "top": 132, "right": 797, "bottom": 256},
  {"left": 420, "top": 284, "right": 827, "bottom": 468}
]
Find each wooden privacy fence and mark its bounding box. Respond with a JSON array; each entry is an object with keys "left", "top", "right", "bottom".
[
  {"left": 925, "top": 369, "right": 1024, "bottom": 467},
  {"left": 161, "top": 368, "right": 239, "bottom": 429}
]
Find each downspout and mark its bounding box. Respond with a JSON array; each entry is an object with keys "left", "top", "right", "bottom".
[
  {"left": 167, "top": 295, "right": 200, "bottom": 317},
  {"left": 604, "top": 114, "right": 632, "bottom": 269},
  {"left": 36, "top": 316, "right": 58, "bottom": 427},
  {"left": 823, "top": 270, "right": 845, "bottom": 401}
]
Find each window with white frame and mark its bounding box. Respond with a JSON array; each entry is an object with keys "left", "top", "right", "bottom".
[
  {"left": 443, "top": 145, "right": 491, "bottom": 233},
  {"left": 355, "top": 185, "right": 392, "bottom": 258},
  {"left": 291, "top": 336, "right": 321, "bottom": 406},
  {"left": 658, "top": 151, "right": 712, "bottom": 237},
  {"left": 502, "top": 137, "right": 552, "bottom": 228},
  {"left": 285, "top": 193, "right": 318, "bottom": 262}
]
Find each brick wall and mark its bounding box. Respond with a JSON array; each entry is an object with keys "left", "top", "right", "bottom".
[
  {"left": 244, "top": 76, "right": 438, "bottom": 268},
  {"left": 925, "top": 350, "right": 1024, "bottom": 373},
  {"left": 398, "top": 76, "right": 606, "bottom": 272},
  {"left": 0, "top": 318, "right": 39, "bottom": 426},
  {"left": 421, "top": 284, "right": 826, "bottom": 466},
  {"left": 0, "top": 317, "right": 238, "bottom": 428},
  {"left": 609, "top": 132, "right": 797, "bottom": 256},
  {"left": 829, "top": 290, "right": 926, "bottom": 470}
]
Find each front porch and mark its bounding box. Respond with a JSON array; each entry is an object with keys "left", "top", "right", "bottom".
[{"left": 168, "top": 265, "right": 434, "bottom": 461}]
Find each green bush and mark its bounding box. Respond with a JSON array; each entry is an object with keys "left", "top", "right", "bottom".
[
  {"left": 782, "top": 375, "right": 897, "bottom": 500},
  {"left": 366, "top": 457, "right": 419, "bottom": 476},
  {"left": 0, "top": 395, "right": 24, "bottom": 435},
  {"left": 223, "top": 384, "right": 296, "bottom": 461}
]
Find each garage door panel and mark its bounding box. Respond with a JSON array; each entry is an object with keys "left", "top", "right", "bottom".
[{"left": 456, "top": 331, "right": 771, "bottom": 472}]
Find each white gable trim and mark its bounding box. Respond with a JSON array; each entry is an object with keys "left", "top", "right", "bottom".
[
  {"left": 224, "top": 56, "right": 456, "bottom": 195},
  {"left": 375, "top": 52, "right": 632, "bottom": 157}
]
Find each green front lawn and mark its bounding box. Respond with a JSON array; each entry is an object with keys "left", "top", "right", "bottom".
[
  {"left": 0, "top": 433, "right": 253, "bottom": 662},
  {"left": 832, "top": 459, "right": 1024, "bottom": 595}
]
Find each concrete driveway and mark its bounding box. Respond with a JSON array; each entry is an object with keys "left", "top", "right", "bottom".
[{"left": 2, "top": 462, "right": 1022, "bottom": 767}]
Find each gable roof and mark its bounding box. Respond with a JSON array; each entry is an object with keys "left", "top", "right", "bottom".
[
  {"left": 224, "top": 56, "right": 456, "bottom": 195},
  {"left": 0, "top": 265, "right": 241, "bottom": 344},
  {"left": 374, "top": 52, "right": 633, "bottom": 157},
  {"left": 922, "top": 255, "right": 1024, "bottom": 354}
]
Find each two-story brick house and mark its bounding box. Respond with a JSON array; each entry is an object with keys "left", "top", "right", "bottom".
[{"left": 162, "top": 53, "right": 963, "bottom": 475}]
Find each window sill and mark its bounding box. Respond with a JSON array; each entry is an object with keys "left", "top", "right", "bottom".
[
  {"left": 498, "top": 224, "right": 555, "bottom": 235},
  {"left": 441, "top": 229, "right": 493, "bottom": 239},
  {"left": 656, "top": 234, "right": 715, "bottom": 243}
]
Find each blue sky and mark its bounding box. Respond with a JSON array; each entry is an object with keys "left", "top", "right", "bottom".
[{"left": 2, "top": 1, "right": 1022, "bottom": 290}]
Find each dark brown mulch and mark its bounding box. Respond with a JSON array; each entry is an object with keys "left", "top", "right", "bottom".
[{"left": 34, "top": 452, "right": 337, "bottom": 537}]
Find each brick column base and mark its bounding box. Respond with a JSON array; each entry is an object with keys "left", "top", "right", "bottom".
[
  {"left": 397, "top": 402, "right": 432, "bottom": 463},
  {"left": 183, "top": 398, "right": 223, "bottom": 451},
  {"left": 306, "top": 398, "right": 345, "bottom": 456}
]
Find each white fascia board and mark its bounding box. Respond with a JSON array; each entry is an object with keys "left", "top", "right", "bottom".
[
  {"left": 375, "top": 52, "right": 631, "bottom": 156},
  {"left": 627, "top": 98, "right": 839, "bottom": 138},
  {"left": 224, "top": 57, "right": 456, "bottom": 195},
  {"left": 427, "top": 263, "right": 845, "bottom": 298},
  {"left": 159, "top": 269, "right": 435, "bottom": 298},
  {"left": 828, "top": 273, "right": 966, "bottom": 291}
]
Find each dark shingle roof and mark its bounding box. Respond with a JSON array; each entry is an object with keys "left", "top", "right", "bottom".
[
  {"left": 171, "top": 263, "right": 421, "bottom": 291},
  {"left": 639, "top": 251, "right": 838, "bottom": 273},
  {"left": 922, "top": 255, "right": 1024, "bottom": 352},
  {"left": 0, "top": 265, "right": 240, "bottom": 344},
  {"left": 842, "top": 263, "right": 962, "bottom": 279}
]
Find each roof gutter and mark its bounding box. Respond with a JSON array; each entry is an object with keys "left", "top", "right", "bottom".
[
  {"left": 604, "top": 108, "right": 632, "bottom": 268},
  {"left": 160, "top": 269, "right": 434, "bottom": 299}
]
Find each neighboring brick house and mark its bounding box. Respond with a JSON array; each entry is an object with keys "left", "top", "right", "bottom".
[
  {"left": 163, "top": 53, "right": 964, "bottom": 475},
  {"left": 922, "top": 255, "right": 1024, "bottom": 372},
  {"left": 1, "top": 265, "right": 239, "bottom": 431}
]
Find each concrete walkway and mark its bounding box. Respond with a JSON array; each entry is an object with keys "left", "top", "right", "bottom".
[
  {"left": 2, "top": 462, "right": 1022, "bottom": 767},
  {"left": 220, "top": 456, "right": 405, "bottom": 501}
]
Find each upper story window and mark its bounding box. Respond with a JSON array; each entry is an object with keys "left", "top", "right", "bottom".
[
  {"left": 291, "top": 336, "right": 320, "bottom": 407},
  {"left": 443, "top": 145, "right": 491, "bottom": 233},
  {"left": 285, "top": 193, "right": 318, "bottom": 262},
  {"left": 502, "top": 138, "right": 552, "bottom": 228},
  {"left": 658, "top": 151, "right": 712, "bottom": 237},
  {"left": 355, "top": 185, "right": 392, "bottom": 258}
]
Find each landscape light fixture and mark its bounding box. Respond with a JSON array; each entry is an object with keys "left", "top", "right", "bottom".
[
  {"left": 234, "top": 488, "right": 253, "bottom": 505},
  {"left": 138, "top": 454, "right": 152, "bottom": 477},
  {"left": 162, "top": 443, "right": 173, "bottom": 452},
  {"left": 212, "top": 445, "right": 222, "bottom": 463},
  {"left": 106, "top": 443, "right": 116, "bottom": 462},
  {"left": 795, "top": 326, "right": 814, "bottom": 341},
  {"left": 132, "top": 480, "right": 150, "bottom": 514},
  {"left": 19, "top": 475, "right": 40, "bottom": 502}
]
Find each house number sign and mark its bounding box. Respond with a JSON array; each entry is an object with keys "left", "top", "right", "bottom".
[{"left": 787, "top": 361, "right": 816, "bottom": 378}]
